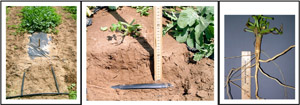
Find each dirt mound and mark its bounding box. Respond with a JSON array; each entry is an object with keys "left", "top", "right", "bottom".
[
  {"left": 86, "top": 7, "right": 214, "bottom": 101},
  {"left": 6, "top": 6, "right": 77, "bottom": 99}
]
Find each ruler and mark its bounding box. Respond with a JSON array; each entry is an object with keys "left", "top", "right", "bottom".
[
  {"left": 154, "top": 6, "right": 162, "bottom": 81},
  {"left": 241, "top": 51, "right": 251, "bottom": 99}
]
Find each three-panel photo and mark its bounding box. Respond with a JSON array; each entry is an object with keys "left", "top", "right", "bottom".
[{"left": 0, "top": 1, "right": 299, "bottom": 105}]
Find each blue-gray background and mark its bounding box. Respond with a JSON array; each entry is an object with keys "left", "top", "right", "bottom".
[{"left": 225, "top": 15, "right": 295, "bottom": 99}]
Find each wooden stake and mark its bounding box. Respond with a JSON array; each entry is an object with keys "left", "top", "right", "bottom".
[
  {"left": 241, "top": 51, "right": 251, "bottom": 99},
  {"left": 154, "top": 6, "right": 162, "bottom": 81}
]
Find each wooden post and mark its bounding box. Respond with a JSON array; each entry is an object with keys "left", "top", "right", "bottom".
[
  {"left": 241, "top": 51, "right": 251, "bottom": 99},
  {"left": 154, "top": 6, "right": 162, "bottom": 81}
]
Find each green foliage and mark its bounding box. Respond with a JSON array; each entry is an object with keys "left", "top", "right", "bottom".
[
  {"left": 110, "top": 19, "right": 142, "bottom": 37},
  {"left": 63, "top": 6, "right": 77, "bottom": 20},
  {"left": 244, "top": 15, "right": 283, "bottom": 35},
  {"left": 19, "top": 6, "right": 61, "bottom": 34},
  {"left": 6, "top": 6, "right": 10, "bottom": 15},
  {"left": 108, "top": 6, "right": 119, "bottom": 10},
  {"left": 163, "top": 6, "right": 214, "bottom": 61},
  {"left": 131, "top": 6, "right": 152, "bottom": 16},
  {"left": 68, "top": 83, "right": 77, "bottom": 99}
]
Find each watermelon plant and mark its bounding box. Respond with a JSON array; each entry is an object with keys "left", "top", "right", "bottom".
[
  {"left": 163, "top": 6, "right": 214, "bottom": 61},
  {"left": 131, "top": 6, "right": 152, "bottom": 16},
  {"left": 17, "top": 6, "right": 61, "bottom": 34},
  {"left": 68, "top": 83, "right": 77, "bottom": 99},
  {"left": 110, "top": 19, "right": 142, "bottom": 37},
  {"left": 63, "top": 6, "right": 77, "bottom": 20}
]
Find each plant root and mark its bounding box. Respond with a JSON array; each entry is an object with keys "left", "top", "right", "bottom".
[
  {"left": 258, "top": 66, "right": 295, "bottom": 89},
  {"left": 259, "top": 45, "right": 295, "bottom": 63}
]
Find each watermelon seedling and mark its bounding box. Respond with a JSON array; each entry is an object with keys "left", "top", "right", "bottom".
[{"left": 110, "top": 19, "right": 142, "bottom": 37}]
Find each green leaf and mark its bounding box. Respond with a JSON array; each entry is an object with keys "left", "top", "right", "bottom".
[
  {"left": 197, "top": 16, "right": 211, "bottom": 33},
  {"left": 163, "top": 22, "right": 176, "bottom": 35},
  {"left": 177, "top": 8, "right": 198, "bottom": 28},
  {"left": 108, "top": 6, "right": 119, "bottom": 10},
  {"left": 175, "top": 27, "right": 189, "bottom": 43},
  {"left": 204, "top": 6, "right": 214, "bottom": 15},
  {"left": 204, "top": 44, "right": 214, "bottom": 57},
  {"left": 100, "top": 27, "right": 108, "bottom": 31},
  {"left": 205, "top": 25, "right": 214, "bottom": 41},
  {"left": 163, "top": 11, "right": 177, "bottom": 21},
  {"left": 187, "top": 32, "right": 195, "bottom": 48},
  {"left": 195, "top": 24, "right": 204, "bottom": 45},
  {"left": 196, "top": 42, "right": 202, "bottom": 51},
  {"left": 193, "top": 52, "right": 204, "bottom": 61},
  {"left": 110, "top": 24, "right": 117, "bottom": 31}
]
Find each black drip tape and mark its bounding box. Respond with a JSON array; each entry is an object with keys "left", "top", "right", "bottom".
[{"left": 6, "top": 66, "right": 69, "bottom": 99}]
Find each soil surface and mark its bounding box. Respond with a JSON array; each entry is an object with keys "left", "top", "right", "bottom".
[
  {"left": 86, "top": 7, "right": 214, "bottom": 101},
  {"left": 6, "top": 6, "right": 77, "bottom": 99}
]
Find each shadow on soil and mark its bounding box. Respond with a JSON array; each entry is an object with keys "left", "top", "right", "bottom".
[{"left": 109, "top": 11, "right": 155, "bottom": 81}]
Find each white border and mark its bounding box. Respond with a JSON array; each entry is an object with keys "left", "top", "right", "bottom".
[
  {"left": 82, "top": 2, "right": 218, "bottom": 105},
  {"left": 220, "top": 2, "right": 299, "bottom": 104},
  {"left": 1, "top": 2, "right": 81, "bottom": 104}
]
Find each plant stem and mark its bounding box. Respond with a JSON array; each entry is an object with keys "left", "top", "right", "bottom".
[{"left": 254, "top": 33, "right": 262, "bottom": 99}]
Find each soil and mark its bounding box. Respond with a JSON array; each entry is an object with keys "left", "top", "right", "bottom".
[
  {"left": 6, "top": 6, "right": 77, "bottom": 99},
  {"left": 86, "top": 6, "right": 214, "bottom": 101}
]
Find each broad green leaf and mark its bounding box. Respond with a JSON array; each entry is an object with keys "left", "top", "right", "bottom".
[
  {"left": 108, "top": 6, "right": 119, "bottom": 10},
  {"left": 205, "top": 6, "right": 214, "bottom": 15},
  {"left": 177, "top": 8, "right": 198, "bottom": 28},
  {"left": 193, "top": 52, "right": 204, "bottom": 61},
  {"left": 197, "top": 16, "right": 211, "bottom": 33},
  {"left": 195, "top": 24, "right": 205, "bottom": 45},
  {"left": 176, "top": 27, "right": 189, "bottom": 43},
  {"left": 196, "top": 42, "right": 202, "bottom": 51},
  {"left": 205, "top": 25, "right": 214, "bottom": 41},
  {"left": 110, "top": 24, "right": 117, "bottom": 31},
  {"left": 187, "top": 32, "right": 195, "bottom": 48},
  {"left": 100, "top": 27, "right": 108, "bottom": 31}
]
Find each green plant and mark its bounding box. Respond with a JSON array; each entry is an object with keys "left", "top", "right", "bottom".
[
  {"left": 110, "top": 19, "right": 142, "bottom": 37},
  {"left": 7, "top": 25, "right": 18, "bottom": 29},
  {"left": 63, "top": 6, "right": 77, "bottom": 20},
  {"left": 18, "top": 6, "right": 61, "bottom": 34},
  {"left": 68, "top": 83, "right": 77, "bottom": 99},
  {"left": 6, "top": 6, "right": 10, "bottom": 15},
  {"left": 131, "top": 6, "right": 152, "bottom": 16},
  {"left": 108, "top": 6, "right": 119, "bottom": 10},
  {"left": 163, "top": 6, "right": 214, "bottom": 61}
]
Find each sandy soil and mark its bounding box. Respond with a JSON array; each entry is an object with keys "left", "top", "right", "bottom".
[
  {"left": 86, "top": 6, "right": 214, "bottom": 101},
  {"left": 6, "top": 6, "right": 77, "bottom": 99}
]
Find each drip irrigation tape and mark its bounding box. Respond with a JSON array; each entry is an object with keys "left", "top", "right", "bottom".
[
  {"left": 21, "top": 72, "right": 26, "bottom": 96},
  {"left": 6, "top": 93, "right": 69, "bottom": 99},
  {"left": 111, "top": 83, "right": 172, "bottom": 89},
  {"left": 7, "top": 66, "right": 67, "bottom": 99},
  {"left": 51, "top": 66, "right": 60, "bottom": 93}
]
